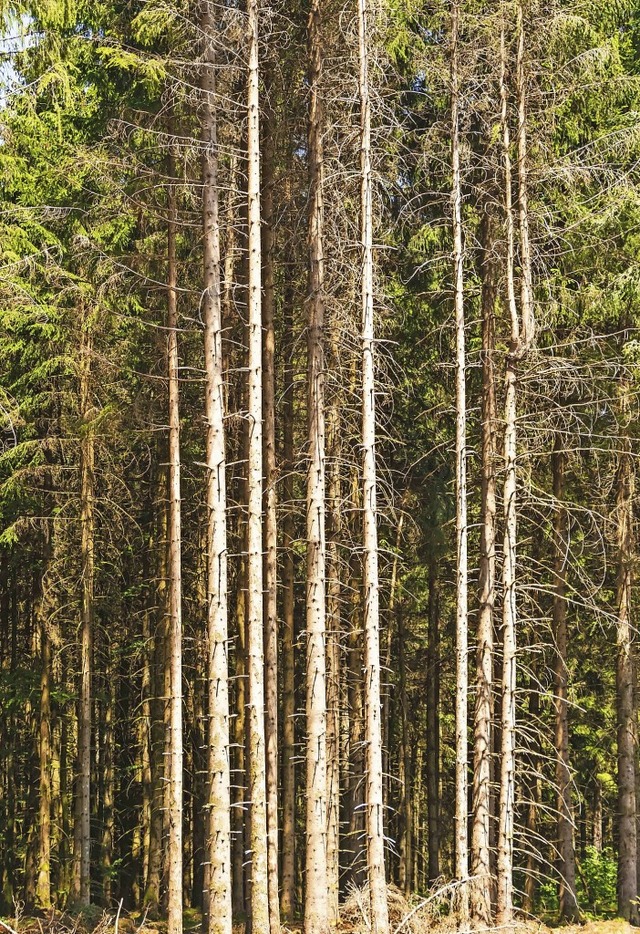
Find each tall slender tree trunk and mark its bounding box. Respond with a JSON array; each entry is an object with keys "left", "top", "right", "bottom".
[
  {"left": 201, "top": 10, "right": 232, "bottom": 930},
  {"left": 522, "top": 672, "right": 541, "bottom": 915},
  {"left": 246, "top": 3, "right": 269, "bottom": 928},
  {"left": 146, "top": 463, "right": 167, "bottom": 915},
  {"left": 357, "top": 2, "right": 388, "bottom": 929},
  {"left": 450, "top": 0, "right": 468, "bottom": 916},
  {"left": 616, "top": 435, "right": 638, "bottom": 924},
  {"left": 426, "top": 557, "right": 440, "bottom": 884},
  {"left": 397, "top": 603, "right": 413, "bottom": 898},
  {"left": 166, "top": 142, "right": 184, "bottom": 934},
  {"left": 552, "top": 439, "right": 579, "bottom": 921},
  {"left": 305, "top": 1, "right": 329, "bottom": 930},
  {"left": 325, "top": 286, "right": 343, "bottom": 925},
  {"left": 261, "top": 98, "right": 280, "bottom": 934},
  {"left": 326, "top": 446, "right": 341, "bottom": 927},
  {"left": 346, "top": 539, "right": 365, "bottom": 889},
  {"left": 471, "top": 202, "right": 497, "bottom": 925},
  {"left": 232, "top": 556, "right": 247, "bottom": 918},
  {"left": 36, "top": 617, "right": 52, "bottom": 908},
  {"left": 101, "top": 640, "right": 115, "bottom": 906},
  {"left": 496, "top": 15, "right": 519, "bottom": 922},
  {"left": 73, "top": 318, "right": 94, "bottom": 908},
  {"left": 280, "top": 277, "right": 297, "bottom": 925}
]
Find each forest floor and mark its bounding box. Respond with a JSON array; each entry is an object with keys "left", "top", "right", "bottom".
[{"left": 1, "top": 905, "right": 637, "bottom": 934}]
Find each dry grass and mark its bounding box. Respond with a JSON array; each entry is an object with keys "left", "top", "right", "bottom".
[{"left": 3, "top": 899, "right": 639, "bottom": 934}]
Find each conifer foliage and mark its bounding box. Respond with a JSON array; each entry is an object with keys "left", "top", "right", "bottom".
[{"left": 1, "top": 0, "right": 640, "bottom": 930}]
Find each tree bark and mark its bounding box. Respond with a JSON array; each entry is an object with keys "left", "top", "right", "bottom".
[
  {"left": 73, "top": 317, "right": 94, "bottom": 908},
  {"left": 426, "top": 557, "right": 440, "bottom": 884},
  {"left": 397, "top": 604, "right": 413, "bottom": 897},
  {"left": 166, "top": 141, "right": 184, "bottom": 934},
  {"left": 552, "top": 439, "right": 579, "bottom": 921},
  {"left": 305, "top": 1, "right": 330, "bottom": 929},
  {"left": 280, "top": 275, "right": 296, "bottom": 925},
  {"left": 616, "top": 439, "right": 638, "bottom": 924},
  {"left": 101, "top": 640, "right": 115, "bottom": 906},
  {"left": 261, "top": 92, "right": 280, "bottom": 934},
  {"left": 201, "top": 9, "right": 232, "bottom": 930},
  {"left": 496, "top": 8, "right": 524, "bottom": 920},
  {"left": 471, "top": 200, "right": 497, "bottom": 926},
  {"left": 246, "top": 2, "right": 270, "bottom": 928},
  {"left": 451, "top": 0, "right": 469, "bottom": 916},
  {"left": 36, "top": 618, "right": 52, "bottom": 908},
  {"left": 357, "top": 2, "right": 388, "bottom": 928}
]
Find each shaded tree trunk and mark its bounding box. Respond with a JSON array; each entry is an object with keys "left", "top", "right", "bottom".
[
  {"left": 73, "top": 318, "right": 94, "bottom": 908},
  {"left": 280, "top": 276, "right": 296, "bottom": 925},
  {"left": 616, "top": 439, "right": 638, "bottom": 924},
  {"left": 552, "top": 439, "right": 579, "bottom": 921},
  {"left": 426, "top": 558, "right": 440, "bottom": 884}
]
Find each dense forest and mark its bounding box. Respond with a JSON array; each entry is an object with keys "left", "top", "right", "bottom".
[{"left": 2, "top": 0, "right": 640, "bottom": 932}]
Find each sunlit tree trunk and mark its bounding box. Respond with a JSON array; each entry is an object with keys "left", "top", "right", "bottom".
[
  {"left": 496, "top": 15, "right": 518, "bottom": 923},
  {"left": 166, "top": 142, "right": 184, "bottom": 934},
  {"left": 201, "top": 7, "right": 232, "bottom": 929},
  {"left": 305, "top": 1, "right": 330, "bottom": 930},
  {"left": 451, "top": 0, "right": 468, "bottom": 916},
  {"left": 246, "top": 2, "right": 269, "bottom": 928},
  {"left": 471, "top": 202, "right": 497, "bottom": 926},
  {"left": 357, "top": 1, "right": 388, "bottom": 929},
  {"left": 36, "top": 607, "right": 52, "bottom": 908},
  {"left": 616, "top": 433, "right": 638, "bottom": 924},
  {"left": 101, "top": 640, "right": 115, "bottom": 906},
  {"left": 261, "top": 94, "right": 280, "bottom": 934}
]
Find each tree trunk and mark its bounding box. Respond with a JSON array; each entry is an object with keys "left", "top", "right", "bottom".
[
  {"left": 280, "top": 276, "right": 296, "bottom": 925},
  {"left": 73, "top": 317, "right": 94, "bottom": 908},
  {"left": 246, "top": 2, "right": 270, "bottom": 927},
  {"left": 357, "top": 3, "right": 388, "bottom": 928},
  {"left": 346, "top": 541, "right": 365, "bottom": 890},
  {"left": 36, "top": 620, "right": 52, "bottom": 908},
  {"left": 232, "top": 555, "right": 247, "bottom": 919},
  {"left": 397, "top": 605, "right": 413, "bottom": 897},
  {"left": 101, "top": 641, "right": 115, "bottom": 906},
  {"left": 166, "top": 141, "right": 184, "bottom": 934},
  {"left": 305, "top": 1, "right": 329, "bottom": 929},
  {"left": 552, "top": 439, "right": 579, "bottom": 921},
  {"left": 145, "top": 463, "right": 167, "bottom": 915},
  {"left": 496, "top": 9, "right": 522, "bottom": 920},
  {"left": 451, "top": 0, "right": 468, "bottom": 916},
  {"left": 261, "top": 94, "right": 280, "bottom": 934},
  {"left": 616, "top": 440, "right": 638, "bottom": 924},
  {"left": 426, "top": 557, "right": 440, "bottom": 884},
  {"left": 471, "top": 200, "right": 497, "bottom": 926},
  {"left": 522, "top": 670, "right": 541, "bottom": 916},
  {"left": 201, "top": 10, "right": 232, "bottom": 930}
]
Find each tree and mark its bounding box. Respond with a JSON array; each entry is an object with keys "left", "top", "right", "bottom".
[
  {"left": 245, "top": 1, "right": 270, "bottom": 928},
  {"left": 305, "top": 0, "right": 330, "bottom": 930},
  {"left": 450, "top": 0, "right": 469, "bottom": 917},
  {"left": 201, "top": 2, "right": 232, "bottom": 928},
  {"left": 166, "top": 137, "right": 184, "bottom": 934},
  {"left": 357, "top": 0, "right": 389, "bottom": 930}
]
